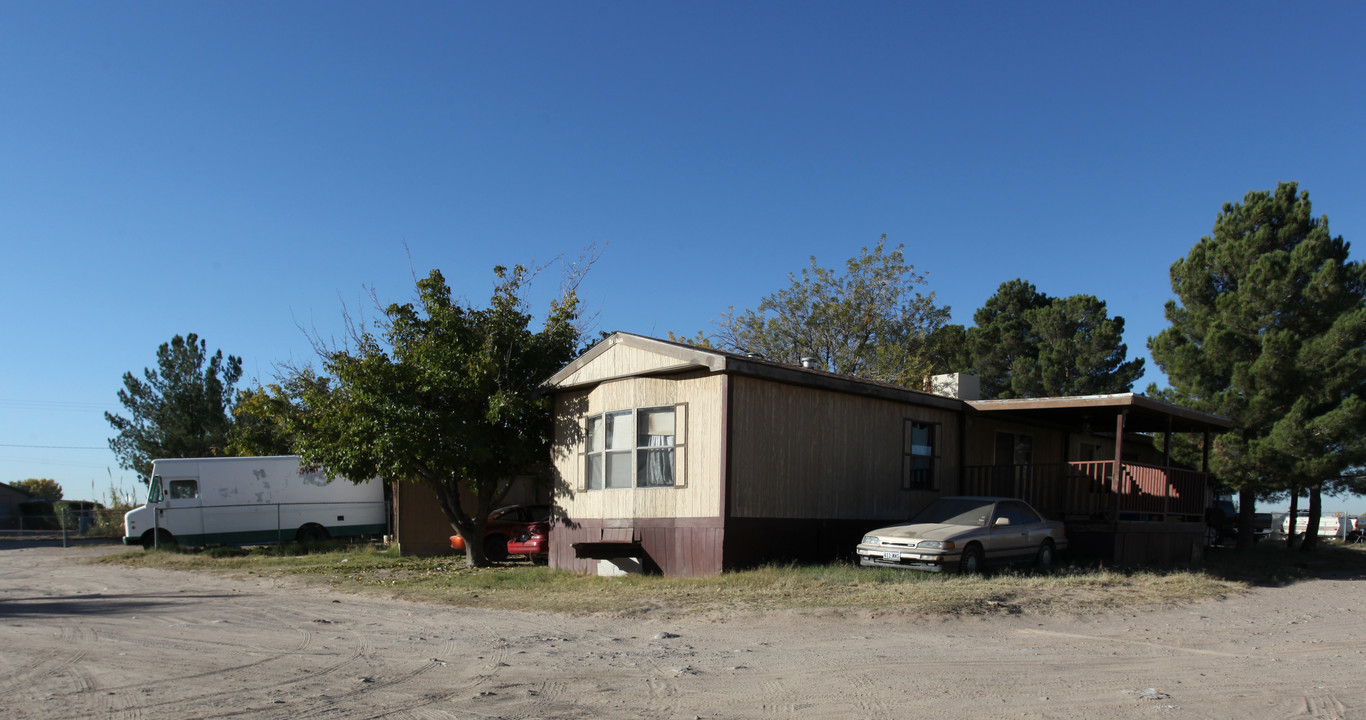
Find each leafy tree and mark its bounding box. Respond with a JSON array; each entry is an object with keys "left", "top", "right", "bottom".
[
  {"left": 965, "top": 280, "right": 1144, "bottom": 398},
  {"left": 10, "top": 478, "right": 62, "bottom": 500},
  {"left": 1149, "top": 182, "right": 1366, "bottom": 550},
  {"left": 223, "top": 373, "right": 330, "bottom": 457},
  {"left": 274, "top": 265, "right": 583, "bottom": 567},
  {"left": 712, "top": 237, "right": 951, "bottom": 386},
  {"left": 106, "top": 333, "right": 243, "bottom": 480},
  {"left": 924, "top": 323, "right": 970, "bottom": 376},
  {"left": 665, "top": 330, "right": 714, "bottom": 348}
]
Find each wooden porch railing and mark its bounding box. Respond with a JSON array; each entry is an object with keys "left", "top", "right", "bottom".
[{"left": 960, "top": 461, "right": 1208, "bottom": 522}]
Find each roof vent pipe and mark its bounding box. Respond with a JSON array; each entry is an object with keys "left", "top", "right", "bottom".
[{"left": 800, "top": 357, "right": 820, "bottom": 370}]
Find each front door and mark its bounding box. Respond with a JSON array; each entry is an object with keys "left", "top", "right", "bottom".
[{"left": 160, "top": 477, "right": 204, "bottom": 544}]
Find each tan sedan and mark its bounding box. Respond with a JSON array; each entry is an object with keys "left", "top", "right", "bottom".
[{"left": 856, "top": 496, "right": 1067, "bottom": 573}]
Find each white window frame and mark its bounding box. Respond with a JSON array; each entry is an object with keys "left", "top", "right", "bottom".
[{"left": 582, "top": 404, "right": 686, "bottom": 490}]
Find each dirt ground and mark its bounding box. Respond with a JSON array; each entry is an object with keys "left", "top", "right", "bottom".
[{"left": 0, "top": 542, "right": 1363, "bottom": 720}]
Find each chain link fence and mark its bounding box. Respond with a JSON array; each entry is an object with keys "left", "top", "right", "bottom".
[{"left": 0, "top": 505, "right": 128, "bottom": 541}]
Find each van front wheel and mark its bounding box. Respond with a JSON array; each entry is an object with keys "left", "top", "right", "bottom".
[{"left": 140, "top": 529, "right": 176, "bottom": 550}]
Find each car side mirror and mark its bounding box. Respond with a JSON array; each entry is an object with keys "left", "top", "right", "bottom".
[{"left": 993, "top": 517, "right": 1011, "bottom": 527}]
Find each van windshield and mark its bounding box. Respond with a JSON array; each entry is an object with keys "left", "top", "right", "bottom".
[{"left": 146, "top": 477, "right": 164, "bottom": 503}]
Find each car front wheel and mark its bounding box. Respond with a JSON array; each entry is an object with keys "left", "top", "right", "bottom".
[{"left": 959, "top": 544, "right": 984, "bottom": 574}]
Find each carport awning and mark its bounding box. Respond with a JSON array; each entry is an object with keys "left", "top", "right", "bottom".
[{"left": 967, "top": 393, "right": 1231, "bottom": 434}]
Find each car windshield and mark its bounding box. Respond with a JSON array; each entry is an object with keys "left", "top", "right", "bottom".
[{"left": 908, "top": 498, "right": 996, "bottom": 526}]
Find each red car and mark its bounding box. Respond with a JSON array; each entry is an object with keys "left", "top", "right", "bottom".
[{"left": 450, "top": 504, "right": 551, "bottom": 562}]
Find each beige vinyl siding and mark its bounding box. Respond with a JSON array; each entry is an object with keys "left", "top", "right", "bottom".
[
  {"left": 552, "top": 372, "right": 724, "bottom": 520},
  {"left": 554, "top": 342, "right": 713, "bottom": 389},
  {"left": 728, "top": 376, "right": 960, "bottom": 521}
]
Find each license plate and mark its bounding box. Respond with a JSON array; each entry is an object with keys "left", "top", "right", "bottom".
[{"left": 881, "top": 550, "right": 901, "bottom": 562}]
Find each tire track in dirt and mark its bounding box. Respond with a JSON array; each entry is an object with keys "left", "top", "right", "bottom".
[
  {"left": 0, "top": 622, "right": 92, "bottom": 700},
  {"left": 57, "top": 609, "right": 376, "bottom": 718},
  {"left": 1296, "top": 690, "right": 1352, "bottom": 720},
  {"left": 839, "top": 670, "right": 894, "bottom": 718},
  {"left": 280, "top": 632, "right": 521, "bottom": 720}
]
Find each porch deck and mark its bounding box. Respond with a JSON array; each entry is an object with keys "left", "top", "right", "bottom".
[
  {"left": 961, "top": 460, "right": 1208, "bottom": 522},
  {"left": 961, "top": 461, "right": 1209, "bottom": 565}
]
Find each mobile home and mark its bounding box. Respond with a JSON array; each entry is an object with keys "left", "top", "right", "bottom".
[{"left": 545, "top": 333, "right": 1231, "bottom": 575}]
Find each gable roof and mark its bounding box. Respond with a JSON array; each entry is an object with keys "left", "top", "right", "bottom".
[
  {"left": 0, "top": 483, "right": 32, "bottom": 501},
  {"left": 546, "top": 332, "right": 1233, "bottom": 432},
  {"left": 545, "top": 332, "right": 964, "bottom": 410}
]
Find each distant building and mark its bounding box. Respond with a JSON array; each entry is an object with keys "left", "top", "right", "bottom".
[{"left": 0, "top": 483, "right": 33, "bottom": 529}]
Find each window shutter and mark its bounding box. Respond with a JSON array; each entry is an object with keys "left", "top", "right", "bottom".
[
  {"left": 933, "top": 422, "right": 943, "bottom": 491},
  {"left": 578, "top": 416, "right": 589, "bottom": 491},
  {"left": 674, "top": 403, "right": 686, "bottom": 488},
  {"left": 673, "top": 403, "right": 686, "bottom": 446}
]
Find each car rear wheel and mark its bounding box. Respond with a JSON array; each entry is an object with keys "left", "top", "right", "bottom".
[
  {"left": 298, "top": 524, "right": 330, "bottom": 544},
  {"left": 1035, "top": 539, "right": 1055, "bottom": 569},
  {"left": 484, "top": 534, "right": 509, "bottom": 562},
  {"left": 959, "top": 544, "right": 983, "bottom": 574}
]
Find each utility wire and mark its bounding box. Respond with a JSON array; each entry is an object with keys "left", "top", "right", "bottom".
[
  {"left": 0, "top": 444, "right": 107, "bottom": 450},
  {"left": 0, "top": 399, "right": 110, "bottom": 410}
]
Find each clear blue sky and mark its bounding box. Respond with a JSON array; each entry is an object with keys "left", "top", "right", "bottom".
[{"left": 2, "top": 2, "right": 1363, "bottom": 511}]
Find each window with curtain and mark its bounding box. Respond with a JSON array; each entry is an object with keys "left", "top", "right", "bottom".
[
  {"left": 583, "top": 406, "right": 679, "bottom": 489},
  {"left": 637, "top": 407, "right": 675, "bottom": 487}
]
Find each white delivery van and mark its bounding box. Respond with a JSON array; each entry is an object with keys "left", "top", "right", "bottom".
[{"left": 123, "top": 456, "right": 387, "bottom": 549}]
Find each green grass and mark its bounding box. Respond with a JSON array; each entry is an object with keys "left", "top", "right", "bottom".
[{"left": 102, "top": 540, "right": 1366, "bottom": 618}]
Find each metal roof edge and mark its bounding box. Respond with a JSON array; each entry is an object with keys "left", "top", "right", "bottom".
[{"left": 544, "top": 332, "right": 727, "bottom": 389}]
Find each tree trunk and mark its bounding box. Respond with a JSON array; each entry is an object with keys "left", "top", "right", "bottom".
[
  {"left": 427, "top": 478, "right": 491, "bottom": 567},
  {"left": 1236, "top": 487, "right": 1256, "bottom": 550},
  {"left": 1301, "top": 485, "right": 1323, "bottom": 552},
  {"left": 1286, "top": 489, "right": 1299, "bottom": 550}
]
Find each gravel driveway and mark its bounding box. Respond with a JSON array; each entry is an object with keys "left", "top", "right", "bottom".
[{"left": 0, "top": 541, "right": 1363, "bottom": 719}]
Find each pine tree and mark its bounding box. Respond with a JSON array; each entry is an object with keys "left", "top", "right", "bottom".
[
  {"left": 1149, "top": 182, "right": 1366, "bottom": 550},
  {"left": 965, "top": 280, "right": 1144, "bottom": 398},
  {"left": 106, "top": 334, "right": 243, "bottom": 480}
]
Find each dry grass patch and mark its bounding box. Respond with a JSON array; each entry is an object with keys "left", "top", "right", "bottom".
[{"left": 102, "top": 543, "right": 1273, "bottom": 617}]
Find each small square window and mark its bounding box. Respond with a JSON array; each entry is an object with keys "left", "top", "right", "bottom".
[{"left": 169, "top": 479, "right": 199, "bottom": 500}]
